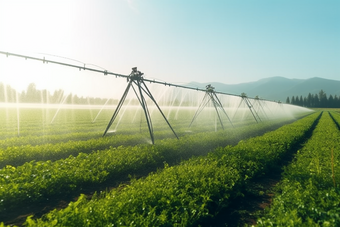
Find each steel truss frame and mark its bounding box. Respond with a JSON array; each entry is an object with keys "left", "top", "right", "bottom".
[
  {"left": 189, "top": 84, "right": 233, "bottom": 129},
  {"left": 102, "top": 68, "right": 179, "bottom": 144}
]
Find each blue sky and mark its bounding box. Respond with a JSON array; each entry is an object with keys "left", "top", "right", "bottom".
[{"left": 0, "top": 0, "right": 339, "bottom": 96}]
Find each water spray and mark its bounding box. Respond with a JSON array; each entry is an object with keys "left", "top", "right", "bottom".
[
  {"left": 252, "top": 96, "right": 268, "bottom": 120},
  {"left": 0, "top": 50, "right": 311, "bottom": 143},
  {"left": 102, "top": 67, "right": 179, "bottom": 144},
  {"left": 189, "top": 84, "right": 233, "bottom": 129},
  {"left": 233, "top": 93, "right": 262, "bottom": 123}
]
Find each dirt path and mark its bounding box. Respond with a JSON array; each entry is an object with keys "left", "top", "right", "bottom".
[
  {"left": 210, "top": 113, "right": 321, "bottom": 226},
  {"left": 220, "top": 173, "right": 281, "bottom": 227}
]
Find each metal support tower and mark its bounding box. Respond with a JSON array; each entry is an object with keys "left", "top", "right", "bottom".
[
  {"left": 234, "top": 93, "right": 262, "bottom": 123},
  {"left": 103, "top": 67, "right": 179, "bottom": 144},
  {"left": 189, "top": 84, "right": 233, "bottom": 129},
  {"left": 252, "top": 96, "right": 269, "bottom": 120}
]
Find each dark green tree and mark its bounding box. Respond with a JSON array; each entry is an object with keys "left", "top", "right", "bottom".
[
  {"left": 328, "top": 95, "right": 334, "bottom": 108},
  {"left": 299, "top": 95, "right": 303, "bottom": 106},
  {"left": 291, "top": 96, "right": 296, "bottom": 105},
  {"left": 303, "top": 97, "right": 307, "bottom": 107},
  {"left": 307, "top": 93, "right": 312, "bottom": 107},
  {"left": 319, "top": 90, "right": 327, "bottom": 108},
  {"left": 314, "top": 94, "right": 320, "bottom": 107},
  {"left": 334, "top": 95, "right": 340, "bottom": 108}
]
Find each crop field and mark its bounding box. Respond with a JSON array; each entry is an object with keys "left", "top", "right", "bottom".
[{"left": 1, "top": 106, "right": 339, "bottom": 226}]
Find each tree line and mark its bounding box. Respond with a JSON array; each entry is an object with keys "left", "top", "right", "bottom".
[
  {"left": 0, "top": 82, "right": 116, "bottom": 105},
  {"left": 286, "top": 90, "right": 340, "bottom": 108}
]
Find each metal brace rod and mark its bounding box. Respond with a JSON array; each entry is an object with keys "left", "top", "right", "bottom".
[
  {"left": 189, "top": 84, "right": 234, "bottom": 129},
  {"left": 102, "top": 68, "right": 178, "bottom": 144}
]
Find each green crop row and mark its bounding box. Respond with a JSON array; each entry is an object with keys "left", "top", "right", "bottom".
[
  {"left": 0, "top": 118, "right": 189, "bottom": 153},
  {"left": 0, "top": 131, "right": 102, "bottom": 148},
  {"left": 0, "top": 106, "right": 282, "bottom": 168},
  {"left": 0, "top": 106, "right": 310, "bottom": 141},
  {"left": 0, "top": 117, "right": 289, "bottom": 169},
  {"left": 330, "top": 111, "right": 340, "bottom": 129},
  {"left": 0, "top": 133, "right": 147, "bottom": 168},
  {"left": 0, "top": 106, "right": 313, "bottom": 169},
  {"left": 257, "top": 112, "right": 340, "bottom": 226},
  {"left": 0, "top": 118, "right": 295, "bottom": 215},
  {"left": 20, "top": 112, "right": 321, "bottom": 226},
  {"left": 0, "top": 107, "right": 233, "bottom": 140}
]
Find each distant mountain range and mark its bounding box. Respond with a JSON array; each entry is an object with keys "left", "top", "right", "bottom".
[{"left": 186, "top": 77, "right": 340, "bottom": 102}]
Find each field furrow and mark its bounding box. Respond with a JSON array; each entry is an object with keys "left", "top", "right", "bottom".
[
  {"left": 15, "top": 112, "right": 320, "bottom": 226},
  {"left": 257, "top": 111, "right": 340, "bottom": 226},
  {"left": 0, "top": 118, "right": 297, "bottom": 222}
]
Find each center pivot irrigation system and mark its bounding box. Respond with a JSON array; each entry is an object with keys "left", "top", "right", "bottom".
[
  {"left": 0, "top": 51, "right": 279, "bottom": 144},
  {"left": 189, "top": 84, "right": 234, "bottom": 129}
]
